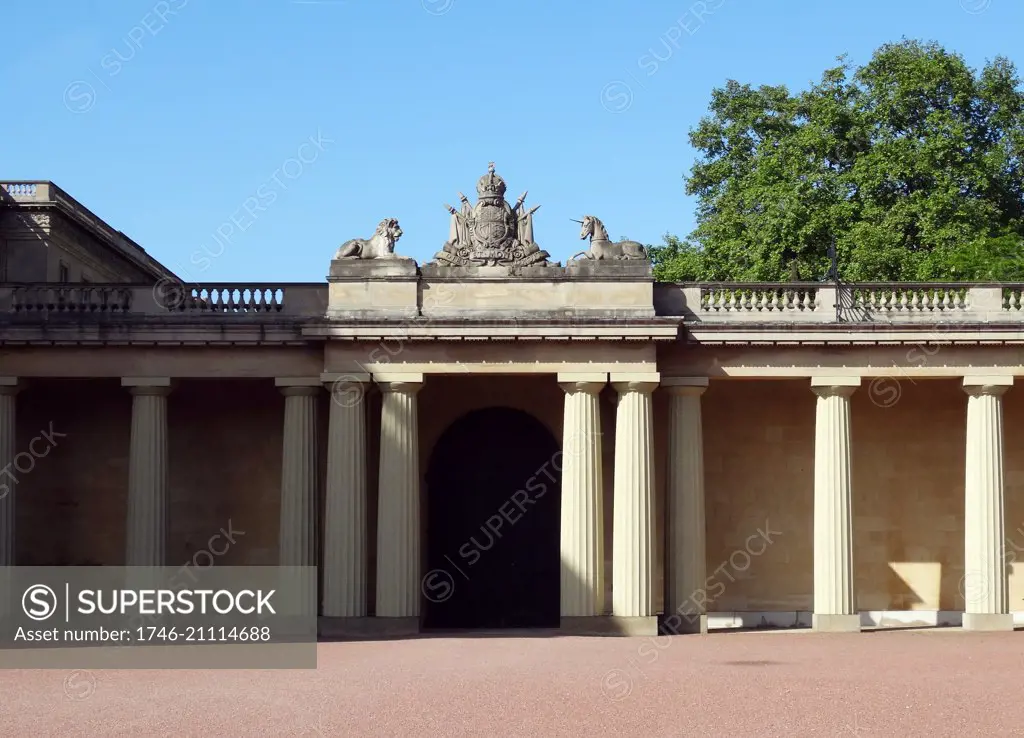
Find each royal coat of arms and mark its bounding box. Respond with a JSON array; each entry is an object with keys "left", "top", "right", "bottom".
[{"left": 431, "top": 163, "right": 552, "bottom": 269}]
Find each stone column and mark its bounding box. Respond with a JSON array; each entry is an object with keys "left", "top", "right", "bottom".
[
  {"left": 321, "top": 373, "right": 371, "bottom": 618},
  {"left": 611, "top": 373, "right": 659, "bottom": 635},
  {"left": 375, "top": 374, "right": 423, "bottom": 625},
  {"left": 276, "top": 380, "right": 320, "bottom": 572},
  {"left": 123, "top": 378, "right": 172, "bottom": 567},
  {"left": 962, "top": 376, "right": 1013, "bottom": 631},
  {"left": 810, "top": 377, "right": 860, "bottom": 632},
  {"left": 664, "top": 377, "right": 709, "bottom": 635},
  {"left": 558, "top": 374, "right": 606, "bottom": 624}
]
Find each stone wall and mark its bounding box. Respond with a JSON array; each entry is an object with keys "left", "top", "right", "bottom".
[
  {"left": 166, "top": 380, "right": 291, "bottom": 570},
  {"left": 702, "top": 380, "right": 814, "bottom": 611},
  {"left": 1002, "top": 388, "right": 1024, "bottom": 608},
  {"left": 14, "top": 379, "right": 292, "bottom": 568},
  {"left": 15, "top": 379, "right": 131, "bottom": 565},
  {"left": 702, "top": 377, "right": 1024, "bottom": 614},
  {"left": 851, "top": 378, "right": 965, "bottom": 612}
]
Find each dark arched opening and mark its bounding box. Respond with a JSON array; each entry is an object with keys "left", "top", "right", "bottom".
[{"left": 423, "top": 407, "right": 561, "bottom": 630}]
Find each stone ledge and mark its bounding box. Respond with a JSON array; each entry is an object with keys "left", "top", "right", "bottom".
[
  {"left": 565, "top": 260, "right": 653, "bottom": 279},
  {"left": 419, "top": 264, "right": 656, "bottom": 281},
  {"left": 658, "top": 613, "right": 708, "bottom": 635},
  {"left": 318, "top": 616, "right": 419, "bottom": 640},
  {"left": 418, "top": 309, "right": 657, "bottom": 320},
  {"left": 812, "top": 613, "right": 861, "bottom": 632},
  {"left": 420, "top": 264, "right": 562, "bottom": 280},
  {"left": 328, "top": 258, "right": 418, "bottom": 280},
  {"left": 560, "top": 615, "right": 658, "bottom": 636},
  {"left": 962, "top": 613, "right": 1014, "bottom": 631},
  {"left": 325, "top": 307, "right": 420, "bottom": 320}
]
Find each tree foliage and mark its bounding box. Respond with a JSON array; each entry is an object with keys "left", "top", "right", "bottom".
[{"left": 653, "top": 40, "right": 1024, "bottom": 282}]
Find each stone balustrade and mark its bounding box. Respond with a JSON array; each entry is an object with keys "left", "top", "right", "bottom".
[
  {"left": 657, "top": 283, "right": 1021, "bottom": 323},
  {"left": 0, "top": 283, "right": 328, "bottom": 317},
  {"left": 0, "top": 182, "right": 45, "bottom": 199},
  {"left": 4, "top": 280, "right": 1024, "bottom": 323}
]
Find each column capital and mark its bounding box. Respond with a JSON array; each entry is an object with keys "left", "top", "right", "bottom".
[
  {"left": 559, "top": 380, "right": 605, "bottom": 395},
  {"left": 280, "top": 386, "right": 322, "bottom": 398},
  {"left": 0, "top": 378, "right": 22, "bottom": 396},
  {"left": 662, "top": 377, "right": 709, "bottom": 396},
  {"left": 612, "top": 371, "right": 659, "bottom": 396},
  {"left": 324, "top": 373, "right": 372, "bottom": 407},
  {"left": 612, "top": 380, "right": 659, "bottom": 395},
  {"left": 963, "top": 375, "right": 1013, "bottom": 397},
  {"left": 122, "top": 377, "right": 173, "bottom": 396},
  {"left": 277, "top": 377, "right": 322, "bottom": 397},
  {"left": 811, "top": 376, "right": 860, "bottom": 398},
  {"left": 375, "top": 373, "right": 424, "bottom": 395}
]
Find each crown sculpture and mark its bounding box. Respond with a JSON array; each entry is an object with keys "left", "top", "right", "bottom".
[{"left": 430, "top": 163, "right": 553, "bottom": 269}]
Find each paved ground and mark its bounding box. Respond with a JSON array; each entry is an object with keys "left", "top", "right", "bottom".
[{"left": 1, "top": 629, "right": 1023, "bottom": 736}]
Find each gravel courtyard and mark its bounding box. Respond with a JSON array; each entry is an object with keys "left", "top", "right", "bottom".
[{"left": 1, "top": 629, "right": 1022, "bottom": 736}]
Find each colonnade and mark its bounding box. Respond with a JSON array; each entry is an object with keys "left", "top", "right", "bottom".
[{"left": 0, "top": 374, "right": 1013, "bottom": 632}]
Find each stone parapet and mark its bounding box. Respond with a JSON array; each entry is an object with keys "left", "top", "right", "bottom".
[
  {"left": 419, "top": 264, "right": 655, "bottom": 320},
  {"left": 327, "top": 258, "right": 418, "bottom": 319}
]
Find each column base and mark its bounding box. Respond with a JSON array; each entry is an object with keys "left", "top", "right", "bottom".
[
  {"left": 659, "top": 612, "right": 707, "bottom": 635},
  {"left": 812, "top": 613, "right": 861, "bottom": 632},
  {"left": 962, "top": 613, "right": 1013, "bottom": 631},
  {"left": 318, "top": 616, "right": 419, "bottom": 640},
  {"left": 561, "top": 616, "right": 658, "bottom": 636}
]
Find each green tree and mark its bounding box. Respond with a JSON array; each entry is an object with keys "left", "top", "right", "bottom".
[{"left": 654, "top": 40, "right": 1024, "bottom": 282}]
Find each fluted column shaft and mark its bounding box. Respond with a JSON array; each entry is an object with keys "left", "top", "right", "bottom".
[
  {"left": 558, "top": 378, "right": 605, "bottom": 618},
  {"left": 611, "top": 379, "right": 658, "bottom": 618},
  {"left": 322, "top": 375, "right": 370, "bottom": 617},
  {"left": 124, "top": 379, "right": 172, "bottom": 567},
  {"left": 811, "top": 377, "right": 860, "bottom": 632},
  {"left": 962, "top": 376, "right": 1013, "bottom": 631},
  {"left": 665, "top": 379, "right": 708, "bottom": 633},
  {"left": 278, "top": 384, "right": 320, "bottom": 569},
  {"left": 0, "top": 379, "right": 20, "bottom": 568},
  {"left": 376, "top": 377, "right": 423, "bottom": 619}
]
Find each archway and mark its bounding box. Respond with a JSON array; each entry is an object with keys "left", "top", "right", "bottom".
[{"left": 424, "top": 407, "right": 561, "bottom": 630}]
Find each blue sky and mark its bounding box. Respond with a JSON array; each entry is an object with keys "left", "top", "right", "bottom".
[{"left": 3, "top": 0, "right": 1021, "bottom": 282}]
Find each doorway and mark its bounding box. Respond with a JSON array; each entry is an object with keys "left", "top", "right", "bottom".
[{"left": 423, "top": 407, "right": 561, "bottom": 629}]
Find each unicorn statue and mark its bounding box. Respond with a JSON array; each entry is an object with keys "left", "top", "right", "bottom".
[{"left": 570, "top": 216, "right": 648, "bottom": 261}]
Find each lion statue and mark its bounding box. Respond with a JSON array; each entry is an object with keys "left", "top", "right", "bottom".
[
  {"left": 571, "top": 215, "right": 648, "bottom": 261},
  {"left": 334, "top": 218, "right": 404, "bottom": 260}
]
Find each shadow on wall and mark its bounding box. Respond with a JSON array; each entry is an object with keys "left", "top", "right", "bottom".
[{"left": 702, "top": 376, "right": 1022, "bottom": 621}]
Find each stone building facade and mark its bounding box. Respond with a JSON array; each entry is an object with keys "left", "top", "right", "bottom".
[
  {"left": 0, "top": 182, "right": 175, "bottom": 283},
  {"left": 2, "top": 175, "right": 1024, "bottom": 637}
]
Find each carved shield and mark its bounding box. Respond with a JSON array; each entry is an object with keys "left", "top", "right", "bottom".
[{"left": 472, "top": 204, "right": 510, "bottom": 248}]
